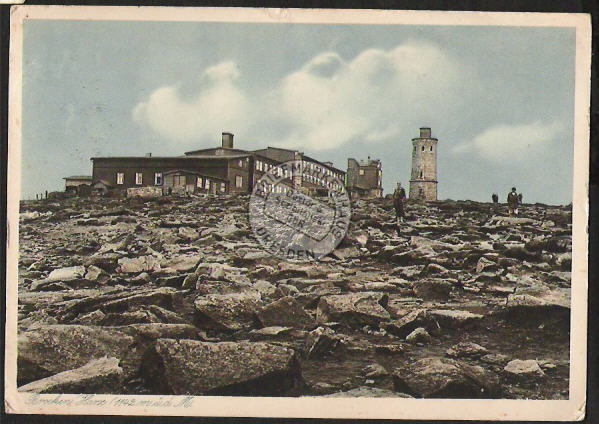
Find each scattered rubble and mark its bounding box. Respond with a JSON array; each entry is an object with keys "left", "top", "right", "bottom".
[{"left": 16, "top": 195, "right": 571, "bottom": 398}]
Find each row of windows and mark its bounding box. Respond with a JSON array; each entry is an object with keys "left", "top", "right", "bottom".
[
  {"left": 115, "top": 172, "right": 228, "bottom": 191},
  {"left": 254, "top": 159, "right": 343, "bottom": 181},
  {"left": 259, "top": 183, "right": 291, "bottom": 194},
  {"left": 301, "top": 173, "right": 342, "bottom": 190},
  {"left": 116, "top": 172, "right": 162, "bottom": 186},
  {"left": 414, "top": 145, "right": 434, "bottom": 152},
  {"left": 195, "top": 176, "right": 226, "bottom": 192}
]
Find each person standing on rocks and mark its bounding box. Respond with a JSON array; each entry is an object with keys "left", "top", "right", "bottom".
[
  {"left": 393, "top": 182, "right": 407, "bottom": 224},
  {"left": 507, "top": 187, "right": 519, "bottom": 216},
  {"left": 492, "top": 193, "right": 499, "bottom": 204}
]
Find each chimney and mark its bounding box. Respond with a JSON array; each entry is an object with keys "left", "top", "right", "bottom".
[
  {"left": 145, "top": 153, "right": 152, "bottom": 157},
  {"left": 420, "top": 127, "right": 431, "bottom": 138},
  {"left": 222, "top": 132, "right": 234, "bottom": 149}
]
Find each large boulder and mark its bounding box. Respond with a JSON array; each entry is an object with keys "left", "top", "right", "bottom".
[
  {"left": 148, "top": 339, "right": 302, "bottom": 395},
  {"left": 256, "top": 296, "right": 316, "bottom": 330},
  {"left": 393, "top": 357, "right": 501, "bottom": 398},
  {"left": 194, "top": 291, "right": 263, "bottom": 331},
  {"left": 117, "top": 256, "right": 161, "bottom": 274},
  {"left": 17, "top": 325, "right": 136, "bottom": 385},
  {"left": 405, "top": 327, "right": 431, "bottom": 344},
  {"left": 385, "top": 309, "right": 440, "bottom": 338},
  {"left": 316, "top": 293, "right": 390, "bottom": 327},
  {"left": 18, "top": 357, "right": 123, "bottom": 394},
  {"left": 476, "top": 257, "right": 499, "bottom": 274},
  {"left": 304, "top": 327, "right": 341, "bottom": 358},
  {"left": 45, "top": 266, "right": 86, "bottom": 282},
  {"left": 503, "top": 359, "right": 546, "bottom": 381},
  {"left": 412, "top": 279, "right": 453, "bottom": 301},
  {"left": 446, "top": 342, "right": 489, "bottom": 358},
  {"left": 428, "top": 309, "right": 484, "bottom": 329}
]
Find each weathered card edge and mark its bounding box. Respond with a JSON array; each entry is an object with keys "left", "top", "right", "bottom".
[{"left": 4, "top": 6, "right": 591, "bottom": 421}]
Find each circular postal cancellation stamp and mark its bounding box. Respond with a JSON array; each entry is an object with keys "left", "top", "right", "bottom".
[{"left": 249, "top": 160, "right": 351, "bottom": 261}]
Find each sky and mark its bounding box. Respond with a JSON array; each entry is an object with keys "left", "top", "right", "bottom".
[{"left": 21, "top": 20, "right": 576, "bottom": 204}]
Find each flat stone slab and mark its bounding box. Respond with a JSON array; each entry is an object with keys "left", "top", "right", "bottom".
[
  {"left": 393, "top": 357, "right": 501, "bottom": 398},
  {"left": 18, "top": 357, "right": 122, "bottom": 394},
  {"left": 256, "top": 296, "right": 316, "bottom": 330},
  {"left": 503, "top": 359, "right": 546, "bottom": 380},
  {"left": 18, "top": 325, "right": 136, "bottom": 385},
  {"left": 152, "top": 339, "right": 301, "bottom": 395},
  {"left": 316, "top": 292, "right": 390, "bottom": 326},
  {"left": 194, "top": 291, "right": 263, "bottom": 331},
  {"left": 429, "top": 309, "right": 485, "bottom": 328}
]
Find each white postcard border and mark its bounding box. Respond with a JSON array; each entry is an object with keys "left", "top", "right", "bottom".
[{"left": 5, "top": 6, "right": 591, "bottom": 421}]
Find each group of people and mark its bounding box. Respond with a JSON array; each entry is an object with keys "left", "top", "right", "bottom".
[{"left": 391, "top": 183, "right": 524, "bottom": 224}]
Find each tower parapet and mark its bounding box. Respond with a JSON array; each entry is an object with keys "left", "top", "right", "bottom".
[{"left": 409, "top": 127, "right": 438, "bottom": 201}]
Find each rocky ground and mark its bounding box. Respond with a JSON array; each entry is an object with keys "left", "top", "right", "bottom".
[{"left": 16, "top": 194, "right": 572, "bottom": 398}]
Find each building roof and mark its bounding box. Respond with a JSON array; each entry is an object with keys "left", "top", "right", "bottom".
[
  {"left": 91, "top": 154, "right": 250, "bottom": 161},
  {"left": 253, "top": 146, "right": 345, "bottom": 175},
  {"left": 91, "top": 145, "right": 344, "bottom": 174},
  {"left": 63, "top": 175, "right": 92, "bottom": 180},
  {"left": 183, "top": 147, "right": 250, "bottom": 156},
  {"left": 302, "top": 154, "right": 346, "bottom": 175},
  {"left": 348, "top": 157, "right": 380, "bottom": 167}
]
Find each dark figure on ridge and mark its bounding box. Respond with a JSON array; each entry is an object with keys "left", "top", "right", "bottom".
[
  {"left": 393, "top": 182, "right": 406, "bottom": 224},
  {"left": 507, "top": 187, "right": 519, "bottom": 216}
]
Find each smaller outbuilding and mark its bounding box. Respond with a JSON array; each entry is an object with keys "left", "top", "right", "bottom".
[{"left": 63, "top": 175, "right": 92, "bottom": 195}]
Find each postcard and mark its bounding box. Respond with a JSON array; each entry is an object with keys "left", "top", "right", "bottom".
[{"left": 5, "top": 5, "right": 591, "bottom": 420}]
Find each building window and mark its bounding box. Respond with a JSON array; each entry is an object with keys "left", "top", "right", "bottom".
[
  {"left": 116, "top": 172, "right": 124, "bottom": 185},
  {"left": 238, "top": 159, "right": 244, "bottom": 167},
  {"left": 205, "top": 180, "right": 210, "bottom": 190},
  {"left": 256, "top": 161, "right": 262, "bottom": 171},
  {"left": 359, "top": 169, "right": 365, "bottom": 175},
  {"left": 419, "top": 170, "right": 423, "bottom": 179},
  {"left": 421, "top": 146, "right": 425, "bottom": 151},
  {"left": 220, "top": 182, "right": 226, "bottom": 192},
  {"left": 197, "top": 177, "right": 203, "bottom": 188},
  {"left": 135, "top": 172, "right": 143, "bottom": 185},
  {"left": 154, "top": 172, "right": 163, "bottom": 186},
  {"left": 235, "top": 175, "right": 243, "bottom": 188},
  {"left": 430, "top": 146, "right": 433, "bottom": 152}
]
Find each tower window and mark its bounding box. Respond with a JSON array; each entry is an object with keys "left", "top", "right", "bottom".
[
  {"left": 421, "top": 146, "right": 425, "bottom": 152},
  {"left": 430, "top": 146, "right": 433, "bottom": 152}
]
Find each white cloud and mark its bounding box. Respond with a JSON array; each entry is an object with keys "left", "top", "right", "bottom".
[
  {"left": 132, "top": 61, "right": 251, "bottom": 143},
  {"left": 271, "top": 42, "right": 461, "bottom": 150},
  {"left": 132, "top": 40, "right": 462, "bottom": 151},
  {"left": 453, "top": 121, "right": 564, "bottom": 161}
]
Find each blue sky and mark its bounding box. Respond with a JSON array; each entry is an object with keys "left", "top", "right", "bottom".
[{"left": 21, "top": 20, "right": 575, "bottom": 203}]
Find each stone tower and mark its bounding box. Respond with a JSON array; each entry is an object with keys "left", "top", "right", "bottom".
[{"left": 409, "top": 127, "right": 438, "bottom": 201}]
